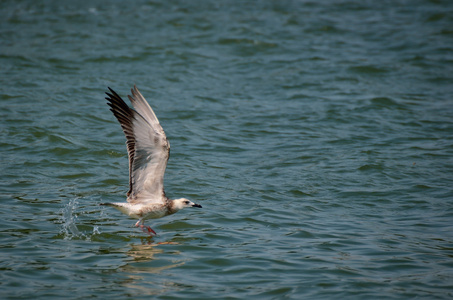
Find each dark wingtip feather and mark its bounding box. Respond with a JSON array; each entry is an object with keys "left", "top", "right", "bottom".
[{"left": 103, "top": 87, "right": 136, "bottom": 198}]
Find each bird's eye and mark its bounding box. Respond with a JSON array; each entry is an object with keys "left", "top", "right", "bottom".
[{"left": 184, "top": 201, "right": 190, "bottom": 204}]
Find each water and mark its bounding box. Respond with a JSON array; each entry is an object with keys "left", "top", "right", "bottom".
[{"left": 1, "top": 0, "right": 453, "bottom": 298}]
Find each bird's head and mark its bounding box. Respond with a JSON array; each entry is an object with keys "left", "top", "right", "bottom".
[{"left": 172, "top": 198, "right": 202, "bottom": 211}]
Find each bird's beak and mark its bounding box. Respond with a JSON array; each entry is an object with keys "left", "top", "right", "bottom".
[{"left": 192, "top": 203, "right": 202, "bottom": 208}]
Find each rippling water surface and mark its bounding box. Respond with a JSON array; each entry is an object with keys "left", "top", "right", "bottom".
[{"left": 1, "top": 0, "right": 453, "bottom": 298}]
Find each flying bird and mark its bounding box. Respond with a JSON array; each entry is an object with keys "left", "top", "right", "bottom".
[{"left": 100, "top": 85, "right": 202, "bottom": 235}]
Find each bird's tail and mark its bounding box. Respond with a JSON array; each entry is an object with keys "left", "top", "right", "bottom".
[{"left": 99, "top": 202, "right": 133, "bottom": 217}]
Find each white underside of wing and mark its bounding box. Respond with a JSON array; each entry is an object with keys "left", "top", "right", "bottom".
[
  {"left": 128, "top": 87, "right": 170, "bottom": 205},
  {"left": 106, "top": 86, "right": 170, "bottom": 206}
]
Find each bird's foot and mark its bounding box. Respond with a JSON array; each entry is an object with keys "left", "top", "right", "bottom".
[
  {"left": 139, "top": 225, "right": 157, "bottom": 236},
  {"left": 135, "top": 220, "right": 157, "bottom": 236}
]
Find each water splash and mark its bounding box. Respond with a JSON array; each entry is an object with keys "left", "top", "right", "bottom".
[
  {"left": 92, "top": 225, "right": 100, "bottom": 235},
  {"left": 60, "top": 197, "right": 83, "bottom": 238},
  {"left": 59, "top": 197, "right": 105, "bottom": 240}
]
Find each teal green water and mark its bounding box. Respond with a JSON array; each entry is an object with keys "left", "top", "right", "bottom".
[{"left": 1, "top": 1, "right": 453, "bottom": 299}]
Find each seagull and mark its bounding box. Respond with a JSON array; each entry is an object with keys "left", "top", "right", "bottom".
[{"left": 100, "top": 85, "right": 202, "bottom": 235}]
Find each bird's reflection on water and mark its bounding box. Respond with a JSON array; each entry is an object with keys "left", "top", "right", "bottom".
[{"left": 118, "top": 239, "right": 185, "bottom": 295}]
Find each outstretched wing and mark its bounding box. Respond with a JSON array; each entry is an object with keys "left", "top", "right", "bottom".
[{"left": 105, "top": 85, "right": 170, "bottom": 204}]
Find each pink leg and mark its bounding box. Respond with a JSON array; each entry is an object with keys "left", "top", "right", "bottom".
[{"left": 135, "top": 220, "right": 157, "bottom": 236}]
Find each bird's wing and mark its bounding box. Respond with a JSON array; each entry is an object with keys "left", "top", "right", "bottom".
[{"left": 105, "top": 86, "right": 170, "bottom": 204}]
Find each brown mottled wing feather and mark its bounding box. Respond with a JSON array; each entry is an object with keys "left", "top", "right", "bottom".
[{"left": 105, "top": 86, "right": 170, "bottom": 204}]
